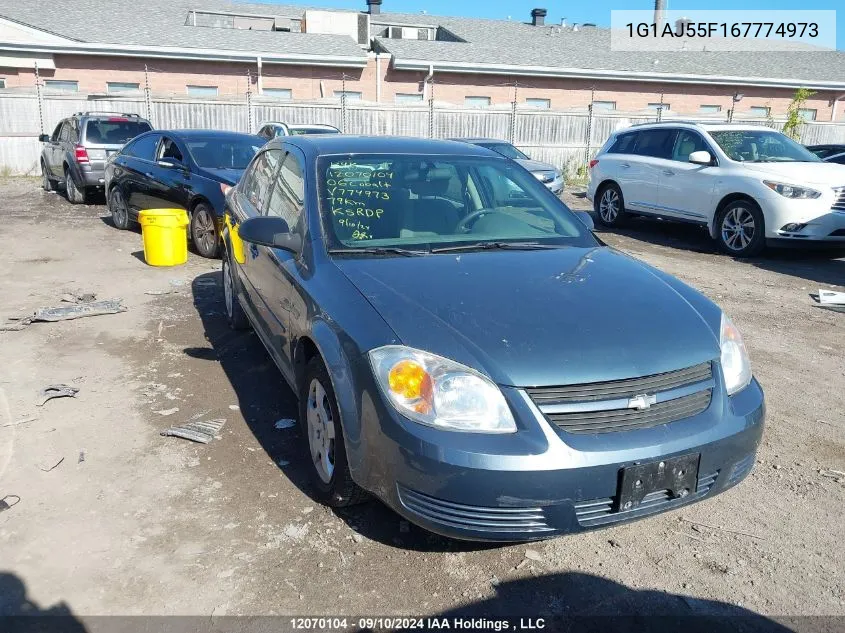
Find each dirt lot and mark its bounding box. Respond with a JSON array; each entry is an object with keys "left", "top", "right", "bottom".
[{"left": 0, "top": 177, "right": 843, "bottom": 625}]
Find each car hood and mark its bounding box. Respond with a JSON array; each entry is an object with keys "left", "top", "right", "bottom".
[
  {"left": 334, "top": 247, "right": 720, "bottom": 387},
  {"left": 740, "top": 161, "right": 845, "bottom": 185},
  {"left": 515, "top": 158, "right": 557, "bottom": 173},
  {"left": 200, "top": 167, "right": 244, "bottom": 186}
]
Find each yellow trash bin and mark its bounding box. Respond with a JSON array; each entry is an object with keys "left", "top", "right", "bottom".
[{"left": 138, "top": 209, "right": 190, "bottom": 267}]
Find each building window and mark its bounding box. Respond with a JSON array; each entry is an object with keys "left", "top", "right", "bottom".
[
  {"left": 798, "top": 108, "right": 817, "bottom": 121},
  {"left": 395, "top": 93, "right": 424, "bottom": 104},
  {"left": 748, "top": 106, "right": 770, "bottom": 117},
  {"left": 699, "top": 104, "right": 722, "bottom": 113},
  {"left": 44, "top": 80, "right": 79, "bottom": 92},
  {"left": 107, "top": 82, "right": 140, "bottom": 93},
  {"left": 186, "top": 85, "right": 219, "bottom": 97},
  {"left": 648, "top": 102, "right": 670, "bottom": 111},
  {"left": 334, "top": 91, "right": 362, "bottom": 101},
  {"left": 465, "top": 96, "right": 491, "bottom": 108},
  {"left": 592, "top": 101, "right": 616, "bottom": 111},
  {"left": 0, "top": 78, "right": 6, "bottom": 89},
  {"left": 525, "top": 98, "right": 551, "bottom": 109},
  {"left": 262, "top": 88, "right": 292, "bottom": 100}
]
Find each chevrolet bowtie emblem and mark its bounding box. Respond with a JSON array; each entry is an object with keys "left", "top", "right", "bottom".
[{"left": 628, "top": 394, "right": 657, "bottom": 410}]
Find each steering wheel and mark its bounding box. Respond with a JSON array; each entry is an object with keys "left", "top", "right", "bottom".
[{"left": 456, "top": 209, "right": 511, "bottom": 233}]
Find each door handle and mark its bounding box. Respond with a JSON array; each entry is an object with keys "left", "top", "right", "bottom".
[
  {"left": 620, "top": 163, "right": 631, "bottom": 169},
  {"left": 249, "top": 243, "right": 259, "bottom": 258},
  {"left": 663, "top": 170, "right": 675, "bottom": 176}
]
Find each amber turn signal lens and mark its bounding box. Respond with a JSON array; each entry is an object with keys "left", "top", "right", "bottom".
[{"left": 387, "top": 360, "right": 432, "bottom": 401}]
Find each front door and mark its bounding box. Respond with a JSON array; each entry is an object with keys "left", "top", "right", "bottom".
[
  {"left": 151, "top": 136, "right": 192, "bottom": 210},
  {"left": 45, "top": 121, "right": 66, "bottom": 177}
]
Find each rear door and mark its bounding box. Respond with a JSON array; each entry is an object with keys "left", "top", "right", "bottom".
[
  {"left": 658, "top": 129, "right": 718, "bottom": 222},
  {"left": 119, "top": 133, "right": 162, "bottom": 215},
  {"left": 623, "top": 128, "right": 678, "bottom": 214}
]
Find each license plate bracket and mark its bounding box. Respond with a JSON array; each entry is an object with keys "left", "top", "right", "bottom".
[{"left": 617, "top": 453, "right": 700, "bottom": 511}]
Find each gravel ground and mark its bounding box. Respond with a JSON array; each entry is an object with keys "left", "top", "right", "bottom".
[{"left": 0, "top": 177, "right": 843, "bottom": 627}]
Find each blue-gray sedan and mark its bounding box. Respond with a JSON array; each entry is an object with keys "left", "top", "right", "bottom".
[{"left": 222, "top": 136, "right": 765, "bottom": 542}]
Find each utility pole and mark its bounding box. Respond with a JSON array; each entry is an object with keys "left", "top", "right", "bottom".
[
  {"left": 428, "top": 76, "right": 435, "bottom": 138},
  {"left": 340, "top": 74, "right": 348, "bottom": 133},
  {"left": 584, "top": 86, "right": 595, "bottom": 170},
  {"left": 657, "top": 91, "right": 665, "bottom": 122},
  {"left": 246, "top": 69, "right": 253, "bottom": 132},
  {"left": 34, "top": 61, "right": 44, "bottom": 135},
  {"left": 509, "top": 81, "right": 519, "bottom": 145},
  {"left": 143, "top": 64, "right": 153, "bottom": 124}
]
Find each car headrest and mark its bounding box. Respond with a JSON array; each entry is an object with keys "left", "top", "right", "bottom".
[{"left": 405, "top": 167, "right": 452, "bottom": 196}]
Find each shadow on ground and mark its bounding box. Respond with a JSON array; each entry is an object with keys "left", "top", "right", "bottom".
[
  {"left": 591, "top": 212, "right": 845, "bottom": 287},
  {"left": 188, "top": 273, "right": 489, "bottom": 553},
  {"left": 0, "top": 571, "right": 86, "bottom": 631}
]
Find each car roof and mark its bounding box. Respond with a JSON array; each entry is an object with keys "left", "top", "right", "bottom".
[
  {"left": 451, "top": 138, "right": 511, "bottom": 144},
  {"left": 261, "top": 122, "right": 339, "bottom": 129},
  {"left": 275, "top": 135, "right": 500, "bottom": 157},
  {"left": 158, "top": 129, "right": 262, "bottom": 140},
  {"left": 622, "top": 122, "right": 781, "bottom": 134}
]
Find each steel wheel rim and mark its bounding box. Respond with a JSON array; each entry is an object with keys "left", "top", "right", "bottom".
[
  {"left": 306, "top": 378, "right": 335, "bottom": 484},
  {"left": 223, "top": 257, "right": 233, "bottom": 318},
  {"left": 111, "top": 190, "right": 127, "bottom": 226},
  {"left": 194, "top": 209, "right": 216, "bottom": 254},
  {"left": 599, "top": 189, "right": 619, "bottom": 222},
  {"left": 721, "top": 206, "right": 755, "bottom": 252}
]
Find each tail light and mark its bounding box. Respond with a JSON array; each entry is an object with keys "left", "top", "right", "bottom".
[
  {"left": 220, "top": 183, "right": 232, "bottom": 195},
  {"left": 588, "top": 159, "right": 599, "bottom": 169},
  {"left": 74, "top": 145, "right": 90, "bottom": 164}
]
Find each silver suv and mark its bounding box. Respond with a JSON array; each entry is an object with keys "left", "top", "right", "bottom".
[{"left": 39, "top": 112, "right": 153, "bottom": 203}]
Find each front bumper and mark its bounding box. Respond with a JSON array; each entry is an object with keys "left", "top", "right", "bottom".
[
  {"left": 760, "top": 190, "right": 845, "bottom": 243},
  {"left": 355, "top": 366, "right": 765, "bottom": 542}
]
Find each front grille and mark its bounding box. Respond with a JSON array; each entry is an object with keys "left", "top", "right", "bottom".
[
  {"left": 397, "top": 486, "right": 554, "bottom": 536},
  {"left": 574, "top": 470, "right": 719, "bottom": 528},
  {"left": 528, "top": 362, "right": 714, "bottom": 434},
  {"left": 833, "top": 187, "right": 845, "bottom": 212}
]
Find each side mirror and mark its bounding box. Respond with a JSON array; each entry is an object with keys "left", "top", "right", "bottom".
[
  {"left": 689, "top": 151, "right": 712, "bottom": 166},
  {"left": 39, "top": 134, "right": 50, "bottom": 143},
  {"left": 575, "top": 210, "right": 595, "bottom": 231},
  {"left": 238, "top": 216, "right": 302, "bottom": 254}
]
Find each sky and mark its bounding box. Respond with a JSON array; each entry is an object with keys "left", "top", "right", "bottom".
[{"left": 249, "top": 0, "right": 844, "bottom": 50}]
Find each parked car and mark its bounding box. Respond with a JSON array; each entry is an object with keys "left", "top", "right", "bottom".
[
  {"left": 105, "top": 129, "right": 263, "bottom": 258},
  {"left": 39, "top": 112, "right": 152, "bottom": 203},
  {"left": 221, "top": 135, "right": 765, "bottom": 542},
  {"left": 806, "top": 144, "right": 845, "bottom": 159},
  {"left": 587, "top": 122, "right": 845, "bottom": 256},
  {"left": 451, "top": 138, "right": 565, "bottom": 195},
  {"left": 256, "top": 122, "right": 340, "bottom": 141},
  {"left": 821, "top": 152, "right": 845, "bottom": 166}
]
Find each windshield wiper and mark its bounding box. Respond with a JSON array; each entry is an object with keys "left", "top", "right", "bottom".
[
  {"left": 328, "top": 247, "right": 429, "bottom": 257},
  {"left": 431, "top": 241, "right": 566, "bottom": 253}
]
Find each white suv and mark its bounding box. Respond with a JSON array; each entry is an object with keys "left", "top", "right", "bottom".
[{"left": 587, "top": 122, "right": 845, "bottom": 256}]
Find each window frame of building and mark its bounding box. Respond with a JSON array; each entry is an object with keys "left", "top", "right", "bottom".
[
  {"left": 186, "top": 85, "right": 219, "bottom": 98},
  {"left": 395, "top": 93, "right": 424, "bottom": 104},
  {"left": 262, "top": 88, "right": 292, "bottom": 100},
  {"left": 748, "top": 106, "right": 770, "bottom": 117},
  {"left": 334, "top": 90, "right": 362, "bottom": 102},
  {"left": 0, "top": 78, "right": 6, "bottom": 89},
  {"left": 798, "top": 108, "right": 817, "bottom": 121},
  {"left": 525, "top": 98, "right": 551, "bottom": 109},
  {"left": 699, "top": 104, "right": 722, "bottom": 114},
  {"left": 106, "top": 82, "right": 140, "bottom": 94},
  {"left": 647, "top": 103, "right": 670, "bottom": 111},
  {"left": 592, "top": 101, "right": 617, "bottom": 111},
  {"left": 465, "top": 96, "right": 492, "bottom": 109},
  {"left": 44, "top": 80, "right": 79, "bottom": 93}
]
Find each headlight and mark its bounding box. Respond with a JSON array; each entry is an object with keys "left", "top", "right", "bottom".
[
  {"left": 533, "top": 170, "right": 556, "bottom": 183},
  {"left": 720, "top": 313, "right": 752, "bottom": 396},
  {"left": 368, "top": 346, "right": 517, "bottom": 433},
  {"left": 763, "top": 180, "right": 821, "bottom": 199}
]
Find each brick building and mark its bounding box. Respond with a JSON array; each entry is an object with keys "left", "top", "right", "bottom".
[{"left": 1, "top": 0, "right": 844, "bottom": 120}]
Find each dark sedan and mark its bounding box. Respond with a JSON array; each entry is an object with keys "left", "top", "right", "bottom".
[
  {"left": 222, "top": 136, "right": 765, "bottom": 541},
  {"left": 105, "top": 129, "right": 263, "bottom": 258}
]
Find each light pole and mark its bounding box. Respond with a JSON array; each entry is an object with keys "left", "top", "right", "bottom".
[{"left": 728, "top": 92, "right": 744, "bottom": 123}]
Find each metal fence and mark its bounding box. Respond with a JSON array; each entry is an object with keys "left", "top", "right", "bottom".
[{"left": 2, "top": 90, "right": 844, "bottom": 176}]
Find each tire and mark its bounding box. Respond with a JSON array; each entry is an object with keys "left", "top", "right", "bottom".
[
  {"left": 299, "top": 356, "right": 367, "bottom": 508},
  {"left": 41, "top": 161, "right": 56, "bottom": 192},
  {"left": 594, "top": 183, "right": 627, "bottom": 227},
  {"left": 64, "top": 167, "right": 86, "bottom": 204},
  {"left": 108, "top": 187, "right": 131, "bottom": 230},
  {"left": 190, "top": 203, "right": 221, "bottom": 259},
  {"left": 716, "top": 199, "right": 766, "bottom": 257},
  {"left": 222, "top": 246, "right": 250, "bottom": 331}
]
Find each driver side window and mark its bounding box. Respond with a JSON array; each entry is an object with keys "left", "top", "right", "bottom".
[
  {"left": 157, "top": 137, "right": 183, "bottom": 163},
  {"left": 671, "top": 131, "right": 709, "bottom": 162},
  {"left": 52, "top": 122, "right": 64, "bottom": 142}
]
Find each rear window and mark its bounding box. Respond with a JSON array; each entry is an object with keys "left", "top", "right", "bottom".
[
  {"left": 607, "top": 132, "right": 636, "bottom": 154},
  {"left": 85, "top": 118, "right": 152, "bottom": 145}
]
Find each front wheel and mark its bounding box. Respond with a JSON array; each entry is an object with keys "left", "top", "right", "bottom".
[
  {"left": 299, "top": 357, "right": 367, "bottom": 507},
  {"left": 190, "top": 203, "right": 220, "bottom": 258},
  {"left": 716, "top": 200, "right": 765, "bottom": 257},
  {"left": 594, "top": 183, "right": 627, "bottom": 227},
  {"left": 222, "top": 248, "right": 250, "bottom": 331}
]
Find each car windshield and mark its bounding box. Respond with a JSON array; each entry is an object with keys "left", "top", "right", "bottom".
[
  {"left": 318, "top": 154, "right": 594, "bottom": 252},
  {"left": 708, "top": 130, "right": 821, "bottom": 163},
  {"left": 481, "top": 143, "right": 530, "bottom": 160},
  {"left": 290, "top": 127, "right": 340, "bottom": 135},
  {"left": 186, "top": 137, "right": 262, "bottom": 169},
  {"left": 85, "top": 119, "right": 151, "bottom": 144}
]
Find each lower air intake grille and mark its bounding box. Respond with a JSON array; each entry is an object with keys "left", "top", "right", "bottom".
[{"left": 832, "top": 187, "right": 845, "bottom": 212}]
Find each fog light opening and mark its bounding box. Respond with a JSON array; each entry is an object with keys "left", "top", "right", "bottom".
[{"left": 780, "top": 223, "right": 806, "bottom": 233}]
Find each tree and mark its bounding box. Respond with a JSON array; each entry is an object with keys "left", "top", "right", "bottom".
[{"left": 782, "top": 88, "right": 816, "bottom": 140}]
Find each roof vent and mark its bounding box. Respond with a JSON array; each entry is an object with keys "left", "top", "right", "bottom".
[
  {"left": 367, "top": 0, "right": 382, "bottom": 15},
  {"left": 582, "top": 23, "right": 597, "bottom": 28},
  {"left": 531, "top": 8, "right": 547, "bottom": 27}
]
